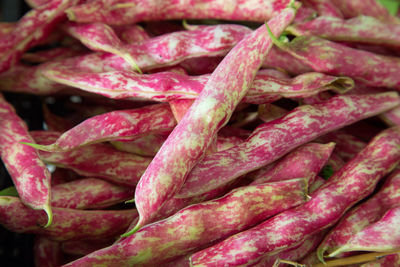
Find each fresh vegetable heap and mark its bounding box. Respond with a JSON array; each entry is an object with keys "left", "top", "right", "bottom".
[{"left": 1, "top": 0, "right": 400, "bottom": 266}]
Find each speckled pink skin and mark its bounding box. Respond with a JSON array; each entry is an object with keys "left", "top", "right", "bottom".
[
  {"left": 289, "top": 16, "right": 400, "bottom": 49},
  {"left": 280, "top": 36, "right": 400, "bottom": 90},
  {"left": 361, "top": 253, "right": 400, "bottom": 267},
  {"left": 176, "top": 93, "right": 400, "bottom": 198},
  {"left": 61, "top": 239, "right": 114, "bottom": 256},
  {"left": 0, "top": 0, "right": 79, "bottom": 73},
  {"left": 111, "top": 133, "right": 168, "bottom": 156},
  {"left": 66, "top": 0, "right": 291, "bottom": 25},
  {"left": 62, "top": 179, "right": 307, "bottom": 267},
  {"left": 21, "top": 47, "right": 87, "bottom": 64},
  {"left": 34, "top": 236, "right": 62, "bottom": 267},
  {"left": 64, "top": 22, "right": 140, "bottom": 70},
  {"left": 331, "top": 207, "right": 400, "bottom": 255},
  {"left": 256, "top": 231, "right": 326, "bottom": 266},
  {"left": 45, "top": 24, "right": 252, "bottom": 73},
  {"left": 251, "top": 142, "right": 335, "bottom": 186},
  {"left": 330, "top": 0, "right": 400, "bottom": 23},
  {"left": 169, "top": 99, "right": 194, "bottom": 122},
  {"left": 318, "top": 169, "right": 400, "bottom": 258},
  {"left": 44, "top": 66, "right": 353, "bottom": 104},
  {"left": 51, "top": 178, "right": 133, "bottom": 209},
  {"left": 301, "top": 0, "right": 343, "bottom": 17},
  {"left": 33, "top": 103, "right": 176, "bottom": 151},
  {"left": 113, "top": 24, "right": 150, "bottom": 44},
  {"left": 262, "top": 46, "right": 313, "bottom": 75},
  {"left": 30, "top": 131, "right": 152, "bottom": 187},
  {"left": 132, "top": 7, "right": 298, "bottom": 233},
  {"left": 0, "top": 196, "right": 138, "bottom": 242},
  {"left": 0, "top": 93, "right": 52, "bottom": 223},
  {"left": 112, "top": 133, "right": 244, "bottom": 157},
  {"left": 0, "top": 64, "right": 71, "bottom": 95},
  {"left": 190, "top": 126, "right": 400, "bottom": 266},
  {"left": 381, "top": 106, "right": 400, "bottom": 126}
]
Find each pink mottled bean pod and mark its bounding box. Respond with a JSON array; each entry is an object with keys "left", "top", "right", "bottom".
[
  {"left": 30, "top": 131, "right": 151, "bottom": 187},
  {"left": 66, "top": 0, "right": 292, "bottom": 25},
  {"left": 257, "top": 230, "right": 327, "bottom": 266},
  {"left": 63, "top": 22, "right": 141, "bottom": 72},
  {"left": 51, "top": 178, "right": 133, "bottom": 209},
  {"left": 262, "top": 45, "right": 313, "bottom": 75},
  {"left": 27, "top": 103, "right": 176, "bottom": 152},
  {"left": 329, "top": 207, "right": 400, "bottom": 256},
  {"left": 289, "top": 16, "right": 400, "bottom": 49},
  {"left": 251, "top": 142, "right": 335, "bottom": 186},
  {"left": 131, "top": 5, "right": 298, "bottom": 234},
  {"left": 330, "top": 0, "right": 400, "bottom": 23},
  {"left": 177, "top": 93, "right": 400, "bottom": 198},
  {"left": 44, "top": 24, "right": 252, "bottom": 74},
  {"left": 0, "top": 196, "right": 138, "bottom": 242},
  {"left": 0, "top": 0, "right": 80, "bottom": 73},
  {"left": 112, "top": 24, "right": 150, "bottom": 44},
  {"left": 34, "top": 236, "right": 63, "bottom": 267},
  {"left": 62, "top": 178, "right": 308, "bottom": 266},
  {"left": 111, "top": 133, "right": 169, "bottom": 157},
  {"left": 274, "top": 35, "right": 400, "bottom": 89},
  {"left": 381, "top": 106, "right": 400, "bottom": 126},
  {"left": 318, "top": 169, "right": 400, "bottom": 259},
  {"left": 301, "top": 0, "right": 343, "bottom": 17},
  {"left": 0, "top": 93, "right": 52, "bottom": 226},
  {"left": 43, "top": 66, "right": 353, "bottom": 104},
  {"left": 190, "top": 126, "right": 400, "bottom": 266}
]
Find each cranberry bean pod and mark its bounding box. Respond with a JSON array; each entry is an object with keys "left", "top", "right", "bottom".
[
  {"left": 0, "top": 0, "right": 80, "bottom": 73},
  {"left": 131, "top": 5, "right": 298, "bottom": 233},
  {"left": 30, "top": 131, "right": 151, "bottom": 187},
  {"left": 43, "top": 67, "right": 353, "bottom": 104},
  {"left": 26, "top": 103, "right": 176, "bottom": 152},
  {"left": 177, "top": 93, "right": 400, "bottom": 198},
  {"left": 289, "top": 16, "right": 400, "bottom": 48},
  {"left": 44, "top": 24, "right": 252, "bottom": 73},
  {"left": 318, "top": 169, "right": 400, "bottom": 258},
  {"left": 0, "top": 93, "right": 52, "bottom": 226},
  {"left": 0, "top": 196, "right": 138, "bottom": 242},
  {"left": 62, "top": 178, "right": 308, "bottom": 266},
  {"left": 329, "top": 207, "right": 400, "bottom": 256},
  {"left": 251, "top": 142, "right": 335, "bottom": 186},
  {"left": 63, "top": 22, "right": 141, "bottom": 72},
  {"left": 51, "top": 178, "right": 133, "bottom": 209},
  {"left": 273, "top": 36, "right": 400, "bottom": 90},
  {"left": 190, "top": 126, "right": 400, "bottom": 266},
  {"left": 65, "top": 0, "right": 292, "bottom": 25},
  {"left": 330, "top": 0, "right": 400, "bottom": 23}
]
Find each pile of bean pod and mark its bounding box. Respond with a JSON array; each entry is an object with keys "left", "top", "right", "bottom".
[{"left": 1, "top": 0, "right": 400, "bottom": 266}]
